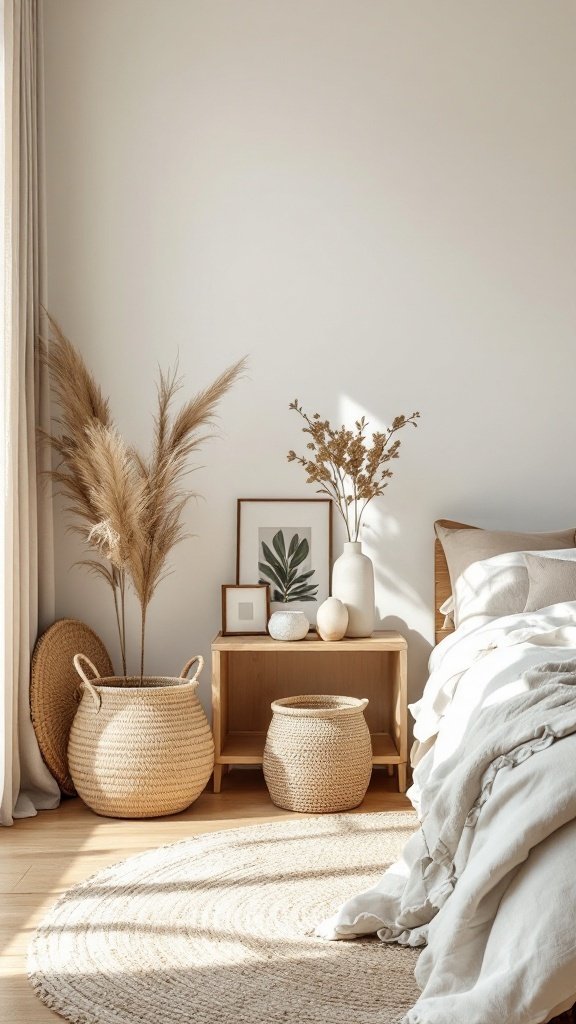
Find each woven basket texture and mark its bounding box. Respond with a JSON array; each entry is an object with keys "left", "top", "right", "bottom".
[
  {"left": 68, "top": 657, "right": 214, "bottom": 819},
  {"left": 30, "top": 620, "right": 114, "bottom": 795},
  {"left": 263, "top": 694, "right": 372, "bottom": 813}
]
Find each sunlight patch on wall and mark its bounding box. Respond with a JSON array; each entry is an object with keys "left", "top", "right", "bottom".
[{"left": 337, "top": 393, "right": 426, "bottom": 616}]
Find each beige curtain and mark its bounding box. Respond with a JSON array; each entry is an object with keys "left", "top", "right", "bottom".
[{"left": 1, "top": 0, "right": 60, "bottom": 824}]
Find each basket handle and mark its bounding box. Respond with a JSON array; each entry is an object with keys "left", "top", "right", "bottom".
[
  {"left": 74, "top": 653, "right": 101, "bottom": 683},
  {"left": 73, "top": 654, "right": 102, "bottom": 711},
  {"left": 180, "top": 655, "right": 204, "bottom": 684}
]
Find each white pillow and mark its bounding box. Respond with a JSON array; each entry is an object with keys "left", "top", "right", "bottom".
[{"left": 452, "top": 548, "right": 576, "bottom": 627}]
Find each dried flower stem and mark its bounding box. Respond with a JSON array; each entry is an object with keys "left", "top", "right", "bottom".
[
  {"left": 140, "top": 606, "right": 147, "bottom": 683},
  {"left": 113, "top": 567, "right": 127, "bottom": 676},
  {"left": 287, "top": 401, "right": 420, "bottom": 542},
  {"left": 111, "top": 576, "right": 127, "bottom": 673},
  {"left": 42, "top": 314, "right": 246, "bottom": 680}
]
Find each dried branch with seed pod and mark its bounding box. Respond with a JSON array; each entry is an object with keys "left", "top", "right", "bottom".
[{"left": 287, "top": 401, "right": 419, "bottom": 542}]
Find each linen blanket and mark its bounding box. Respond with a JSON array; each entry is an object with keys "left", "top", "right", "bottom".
[{"left": 317, "top": 608, "right": 576, "bottom": 1024}]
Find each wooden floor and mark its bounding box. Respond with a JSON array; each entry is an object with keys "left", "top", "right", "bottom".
[{"left": 0, "top": 768, "right": 410, "bottom": 1023}]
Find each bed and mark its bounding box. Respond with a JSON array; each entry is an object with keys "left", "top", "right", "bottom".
[
  {"left": 317, "top": 519, "right": 576, "bottom": 1024},
  {"left": 434, "top": 520, "right": 576, "bottom": 1024}
]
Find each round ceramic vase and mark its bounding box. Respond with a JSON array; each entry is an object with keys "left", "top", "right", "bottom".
[
  {"left": 331, "top": 541, "right": 375, "bottom": 638},
  {"left": 268, "top": 610, "right": 309, "bottom": 641},
  {"left": 316, "top": 597, "right": 349, "bottom": 642}
]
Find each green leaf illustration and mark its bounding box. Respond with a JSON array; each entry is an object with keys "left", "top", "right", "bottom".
[
  {"left": 258, "top": 561, "right": 284, "bottom": 591},
  {"left": 258, "top": 529, "right": 319, "bottom": 604},
  {"left": 272, "top": 531, "right": 286, "bottom": 562},
  {"left": 260, "top": 542, "right": 285, "bottom": 580},
  {"left": 291, "top": 538, "right": 309, "bottom": 568}
]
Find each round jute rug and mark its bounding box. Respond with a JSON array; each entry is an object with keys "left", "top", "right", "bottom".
[{"left": 29, "top": 811, "right": 420, "bottom": 1024}]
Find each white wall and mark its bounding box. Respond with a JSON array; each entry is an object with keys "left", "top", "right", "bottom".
[{"left": 43, "top": 0, "right": 576, "bottom": 712}]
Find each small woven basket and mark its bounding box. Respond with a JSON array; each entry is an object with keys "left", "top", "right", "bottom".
[
  {"left": 68, "top": 655, "right": 215, "bottom": 819},
  {"left": 263, "top": 694, "right": 372, "bottom": 813}
]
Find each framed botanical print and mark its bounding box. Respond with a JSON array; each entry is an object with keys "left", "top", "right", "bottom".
[
  {"left": 236, "top": 499, "right": 332, "bottom": 626},
  {"left": 221, "top": 584, "right": 270, "bottom": 636}
]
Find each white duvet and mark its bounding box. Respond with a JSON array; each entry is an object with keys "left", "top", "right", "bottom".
[{"left": 317, "top": 603, "right": 576, "bottom": 1024}]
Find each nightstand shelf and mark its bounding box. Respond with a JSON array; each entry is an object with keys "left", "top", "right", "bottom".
[
  {"left": 220, "top": 731, "right": 266, "bottom": 761},
  {"left": 219, "top": 729, "right": 401, "bottom": 764},
  {"left": 211, "top": 630, "right": 408, "bottom": 793}
]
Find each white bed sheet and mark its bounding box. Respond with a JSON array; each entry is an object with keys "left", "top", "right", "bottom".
[{"left": 317, "top": 602, "right": 576, "bottom": 1024}]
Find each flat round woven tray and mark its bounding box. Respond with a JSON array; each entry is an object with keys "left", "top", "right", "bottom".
[{"left": 30, "top": 619, "right": 114, "bottom": 796}]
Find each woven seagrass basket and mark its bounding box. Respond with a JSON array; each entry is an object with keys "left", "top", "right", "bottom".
[
  {"left": 68, "top": 654, "right": 214, "bottom": 819},
  {"left": 263, "top": 694, "right": 372, "bottom": 813},
  {"left": 30, "top": 619, "right": 114, "bottom": 796}
]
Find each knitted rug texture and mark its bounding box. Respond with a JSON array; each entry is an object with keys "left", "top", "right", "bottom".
[{"left": 29, "top": 811, "right": 420, "bottom": 1024}]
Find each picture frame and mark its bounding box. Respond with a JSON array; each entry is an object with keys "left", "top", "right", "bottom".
[
  {"left": 236, "top": 498, "right": 332, "bottom": 627},
  {"left": 221, "top": 584, "right": 271, "bottom": 636}
]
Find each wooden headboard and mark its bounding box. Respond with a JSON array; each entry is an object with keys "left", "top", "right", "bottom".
[{"left": 434, "top": 519, "right": 479, "bottom": 645}]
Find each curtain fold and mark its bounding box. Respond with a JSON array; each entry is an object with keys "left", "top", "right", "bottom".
[{"left": 1, "top": 0, "right": 60, "bottom": 825}]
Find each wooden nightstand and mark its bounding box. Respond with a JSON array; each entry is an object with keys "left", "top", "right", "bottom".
[{"left": 211, "top": 630, "right": 408, "bottom": 794}]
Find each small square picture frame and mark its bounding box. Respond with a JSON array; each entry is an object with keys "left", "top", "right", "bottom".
[{"left": 221, "top": 584, "right": 271, "bottom": 636}]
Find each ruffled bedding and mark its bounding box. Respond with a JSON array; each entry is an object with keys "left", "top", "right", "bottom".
[{"left": 316, "top": 603, "right": 576, "bottom": 1024}]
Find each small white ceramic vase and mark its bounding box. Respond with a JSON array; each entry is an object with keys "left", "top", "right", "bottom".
[
  {"left": 331, "top": 541, "right": 375, "bottom": 638},
  {"left": 316, "top": 597, "right": 348, "bottom": 642},
  {"left": 268, "top": 610, "right": 309, "bottom": 641}
]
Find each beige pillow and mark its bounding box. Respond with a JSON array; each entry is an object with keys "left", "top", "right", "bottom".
[
  {"left": 435, "top": 523, "right": 576, "bottom": 594},
  {"left": 524, "top": 554, "right": 576, "bottom": 612}
]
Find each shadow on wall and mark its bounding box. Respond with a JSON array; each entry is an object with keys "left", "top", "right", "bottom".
[
  {"left": 371, "top": 508, "right": 433, "bottom": 700},
  {"left": 335, "top": 393, "right": 434, "bottom": 714},
  {"left": 378, "top": 614, "right": 432, "bottom": 713}
]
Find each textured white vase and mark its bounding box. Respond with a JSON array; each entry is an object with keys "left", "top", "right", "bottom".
[
  {"left": 268, "top": 610, "right": 309, "bottom": 641},
  {"left": 331, "top": 541, "right": 375, "bottom": 638},
  {"left": 316, "top": 597, "right": 349, "bottom": 642}
]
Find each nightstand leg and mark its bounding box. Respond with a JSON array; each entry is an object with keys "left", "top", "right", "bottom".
[
  {"left": 398, "top": 763, "right": 407, "bottom": 793},
  {"left": 213, "top": 764, "right": 223, "bottom": 794},
  {"left": 387, "top": 764, "right": 394, "bottom": 777}
]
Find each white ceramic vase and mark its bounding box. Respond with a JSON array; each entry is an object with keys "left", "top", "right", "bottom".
[
  {"left": 331, "top": 541, "right": 375, "bottom": 638},
  {"left": 316, "top": 597, "right": 348, "bottom": 642},
  {"left": 268, "top": 610, "right": 309, "bottom": 641}
]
